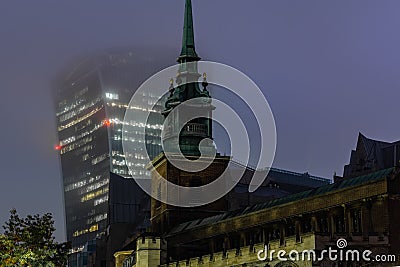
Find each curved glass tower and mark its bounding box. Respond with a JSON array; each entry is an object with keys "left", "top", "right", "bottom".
[{"left": 53, "top": 49, "right": 171, "bottom": 252}]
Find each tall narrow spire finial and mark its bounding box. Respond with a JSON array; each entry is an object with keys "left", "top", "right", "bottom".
[
  {"left": 162, "top": 0, "right": 215, "bottom": 156},
  {"left": 178, "top": 0, "right": 200, "bottom": 62}
]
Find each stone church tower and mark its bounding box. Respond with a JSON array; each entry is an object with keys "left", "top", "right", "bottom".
[{"left": 149, "top": 0, "right": 230, "bottom": 234}]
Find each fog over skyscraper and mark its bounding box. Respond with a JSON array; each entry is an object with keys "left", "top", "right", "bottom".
[{"left": 53, "top": 49, "right": 173, "bottom": 251}]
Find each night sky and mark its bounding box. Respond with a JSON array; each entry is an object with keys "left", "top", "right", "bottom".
[{"left": 1, "top": 0, "right": 400, "bottom": 241}]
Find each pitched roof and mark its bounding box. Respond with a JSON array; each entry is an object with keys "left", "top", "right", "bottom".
[
  {"left": 167, "top": 167, "right": 394, "bottom": 236},
  {"left": 358, "top": 133, "right": 391, "bottom": 167}
]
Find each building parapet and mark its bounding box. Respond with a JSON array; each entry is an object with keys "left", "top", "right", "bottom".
[
  {"left": 116, "top": 234, "right": 164, "bottom": 267},
  {"left": 161, "top": 233, "right": 315, "bottom": 267}
]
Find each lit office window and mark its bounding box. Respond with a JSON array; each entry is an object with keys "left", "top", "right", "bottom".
[{"left": 105, "top": 92, "right": 119, "bottom": 100}]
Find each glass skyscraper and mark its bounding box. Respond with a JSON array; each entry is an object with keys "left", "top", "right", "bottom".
[{"left": 53, "top": 49, "right": 172, "bottom": 251}]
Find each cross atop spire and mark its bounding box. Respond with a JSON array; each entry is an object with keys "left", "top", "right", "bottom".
[{"left": 178, "top": 0, "right": 200, "bottom": 62}]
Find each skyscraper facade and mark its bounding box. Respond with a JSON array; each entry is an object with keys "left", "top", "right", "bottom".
[{"left": 53, "top": 49, "right": 172, "bottom": 251}]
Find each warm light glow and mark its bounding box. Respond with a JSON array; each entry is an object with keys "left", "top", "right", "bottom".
[
  {"left": 55, "top": 145, "right": 62, "bottom": 150},
  {"left": 103, "top": 119, "right": 111, "bottom": 127}
]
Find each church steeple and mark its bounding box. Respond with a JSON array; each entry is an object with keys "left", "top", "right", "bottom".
[
  {"left": 178, "top": 0, "right": 200, "bottom": 62},
  {"left": 162, "top": 0, "right": 215, "bottom": 156}
]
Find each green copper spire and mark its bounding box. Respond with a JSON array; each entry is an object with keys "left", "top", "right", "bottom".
[
  {"left": 178, "top": 0, "right": 200, "bottom": 62},
  {"left": 162, "top": 0, "right": 215, "bottom": 156}
]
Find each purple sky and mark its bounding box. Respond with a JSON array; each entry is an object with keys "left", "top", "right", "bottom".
[{"left": 1, "top": 0, "right": 400, "bottom": 241}]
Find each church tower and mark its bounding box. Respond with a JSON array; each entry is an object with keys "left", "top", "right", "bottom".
[
  {"left": 149, "top": 0, "right": 229, "bottom": 234},
  {"left": 162, "top": 0, "right": 215, "bottom": 156}
]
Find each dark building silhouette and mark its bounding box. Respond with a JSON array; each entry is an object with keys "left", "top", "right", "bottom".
[
  {"left": 93, "top": 173, "right": 150, "bottom": 267},
  {"left": 227, "top": 166, "right": 329, "bottom": 211},
  {"left": 343, "top": 133, "right": 400, "bottom": 178}
]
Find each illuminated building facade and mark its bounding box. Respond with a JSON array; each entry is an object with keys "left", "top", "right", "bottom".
[
  {"left": 116, "top": 167, "right": 400, "bottom": 267},
  {"left": 53, "top": 50, "right": 172, "bottom": 252},
  {"left": 113, "top": 1, "right": 400, "bottom": 267}
]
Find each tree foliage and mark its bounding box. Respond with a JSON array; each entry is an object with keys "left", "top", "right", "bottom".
[{"left": 0, "top": 209, "right": 70, "bottom": 267}]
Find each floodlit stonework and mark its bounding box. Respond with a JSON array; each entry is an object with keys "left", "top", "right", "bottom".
[{"left": 113, "top": 1, "right": 400, "bottom": 266}]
